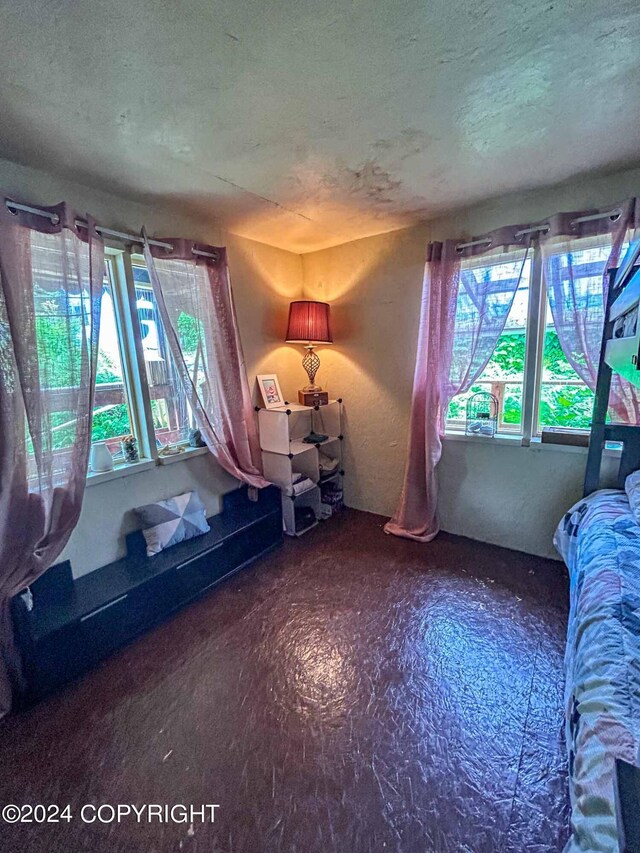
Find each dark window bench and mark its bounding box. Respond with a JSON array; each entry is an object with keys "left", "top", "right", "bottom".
[{"left": 12, "top": 485, "right": 283, "bottom": 703}]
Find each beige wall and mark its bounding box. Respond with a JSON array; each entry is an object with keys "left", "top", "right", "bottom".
[
  {"left": 5, "top": 154, "right": 640, "bottom": 565},
  {"left": 298, "top": 224, "right": 427, "bottom": 514},
  {"left": 0, "top": 157, "right": 303, "bottom": 575},
  {"left": 302, "top": 165, "right": 640, "bottom": 558}
]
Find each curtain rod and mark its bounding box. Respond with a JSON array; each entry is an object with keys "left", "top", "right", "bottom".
[
  {"left": 514, "top": 225, "right": 549, "bottom": 238},
  {"left": 455, "top": 237, "right": 493, "bottom": 251},
  {"left": 455, "top": 208, "right": 623, "bottom": 252},
  {"left": 4, "top": 199, "right": 219, "bottom": 261},
  {"left": 573, "top": 207, "right": 621, "bottom": 224}
]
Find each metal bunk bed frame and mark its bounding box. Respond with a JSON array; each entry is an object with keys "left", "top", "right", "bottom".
[
  {"left": 584, "top": 241, "right": 640, "bottom": 495},
  {"left": 581, "top": 239, "right": 640, "bottom": 853}
]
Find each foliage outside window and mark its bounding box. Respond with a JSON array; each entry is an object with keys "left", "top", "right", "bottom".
[
  {"left": 31, "top": 244, "right": 212, "bottom": 477},
  {"left": 33, "top": 254, "right": 133, "bottom": 460},
  {"left": 446, "top": 240, "right": 611, "bottom": 435},
  {"left": 537, "top": 243, "right": 613, "bottom": 431},
  {"left": 447, "top": 255, "right": 530, "bottom": 431}
]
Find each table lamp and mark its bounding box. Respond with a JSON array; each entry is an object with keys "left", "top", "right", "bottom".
[{"left": 285, "top": 300, "right": 333, "bottom": 405}]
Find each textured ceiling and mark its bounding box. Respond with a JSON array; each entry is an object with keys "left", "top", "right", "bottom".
[{"left": 1, "top": 0, "right": 639, "bottom": 252}]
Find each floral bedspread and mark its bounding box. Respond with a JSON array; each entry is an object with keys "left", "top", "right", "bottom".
[{"left": 555, "top": 489, "right": 640, "bottom": 853}]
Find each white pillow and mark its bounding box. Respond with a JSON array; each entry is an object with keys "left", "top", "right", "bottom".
[
  {"left": 134, "top": 490, "right": 210, "bottom": 557},
  {"left": 625, "top": 470, "right": 640, "bottom": 523}
]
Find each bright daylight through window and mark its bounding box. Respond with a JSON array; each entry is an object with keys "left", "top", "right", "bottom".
[
  {"left": 447, "top": 252, "right": 531, "bottom": 432},
  {"left": 537, "top": 242, "right": 613, "bottom": 431},
  {"left": 93, "top": 259, "right": 133, "bottom": 452},
  {"left": 30, "top": 238, "right": 134, "bottom": 471},
  {"left": 132, "top": 261, "right": 199, "bottom": 447},
  {"left": 446, "top": 238, "right": 614, "bottom": 437},
  {"left": 30, "top": 244, "right": 204, "bottom": 479}
]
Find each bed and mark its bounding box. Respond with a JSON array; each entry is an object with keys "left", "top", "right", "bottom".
[
  {"left": 556, "top": 489, "right": 640, "bottom": 853},
  {"left": 556, "top": 237, "right": 640, "bottom": 853}
]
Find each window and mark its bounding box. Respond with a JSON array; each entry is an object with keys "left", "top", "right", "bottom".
[
  {"left": 30, "top": 238, "right": 135, "bottom": 472},
  {"left": 536, "top": 242, "right": 613, "bottom": 432},
  {"left": 92, "top": 259, "right": 134, "bottom": 454},
  {"left": 446, "top": 236, "right": 619, "bottom": 439},
  {"left": 28, "top": 240, "right": 213, "bottom": 479},
  {"left": 132, "top": 260, "right": 197, "bottom": 447},
  {"left": 447, "top": 252, "right": 531, "bottom": 432}
]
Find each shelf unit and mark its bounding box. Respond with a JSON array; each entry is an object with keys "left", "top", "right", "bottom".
[{"left": 257, "top": 399, "right": 344, "bottom": 536}]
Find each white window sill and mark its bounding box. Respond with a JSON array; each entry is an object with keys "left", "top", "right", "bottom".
[
  {"left": 86, "top": 458, "right": 156, "bottom": 487},
  {"left": 443, "top": 431, "right": 523, "bottom": 447},
  {"left": 528, "top": 437, "right": 588, "bottom": 455},
  {"left": 85, "top": 445, "right": 210, "bottom": 486},
  {"left": 157, "top": 445, "right": 209, "bottom": 465},
  {"left": 443, "top": 432, "right": 622, "bottom": 456},
  {"left": 528, "top": 437, "right": 621, "bottom": 457}
]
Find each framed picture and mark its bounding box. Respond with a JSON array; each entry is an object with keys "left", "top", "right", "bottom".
[{"left": 257, "top": 374, "right": 285, "bottom": 409}]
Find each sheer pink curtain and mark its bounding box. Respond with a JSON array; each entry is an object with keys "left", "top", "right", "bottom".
[
  {"left": 385, "top": 232, "right": 529, "bottom": 541},
  {"left": 387, "top": 200, "right": 640, "bottom": 544},
  {"left": 143, "top": 237, "right": 266, "bottom": 488},
  {"left": 0, "top": 201, "right": 104, "bottom": 717},
  {"left": 541, "top": 199, "right": 640, "bottom": 423}
]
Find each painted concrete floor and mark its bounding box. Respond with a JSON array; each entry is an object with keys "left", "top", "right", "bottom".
[{"left": 0, "top": 509, "right": 570, "bottom": 852}]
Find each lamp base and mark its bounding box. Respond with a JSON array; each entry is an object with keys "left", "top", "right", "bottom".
[
  {"left": 302, "top": 345, "right": 321, "bottom": 390},
  {"left": 299, "top": 390, "right": 329, "bottom": 407}
]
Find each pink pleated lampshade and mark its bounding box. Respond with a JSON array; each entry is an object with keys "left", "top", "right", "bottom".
[{"left": 285, "top": 301, "right": 333, "bottom": 344}]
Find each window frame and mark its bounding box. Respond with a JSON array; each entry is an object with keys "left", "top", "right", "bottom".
[
  {"left": 90, "top": 252, "right": 139, "bottom": 458},
  {"left": 445, "top": 236, "right": 613, "bottom": 443},
  {"left": 105, "top": 247, "right": 158, "bottom": 462},
  {"left": 26, "top": 244, "right": 151, "bottom": 475},
  {"left": 33, "top": 241, "right": 208, "bottom": 483},
  {"left": 129, "top": 252, "right": 203, "bottom": 451},
  {"left": 445, "top": 248, "right": 533, "bottom": 438},
  {"left": 106, "top": 247, "right": 204, "bottom": 463}
]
